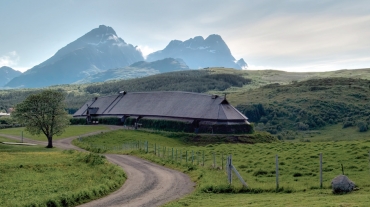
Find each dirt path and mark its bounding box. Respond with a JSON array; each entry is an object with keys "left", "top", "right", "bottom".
[{"left": 0, "top": 127, "right": 195, "bottom": 207}]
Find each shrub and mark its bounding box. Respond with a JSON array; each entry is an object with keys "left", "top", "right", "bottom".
[{"left": 357, "top": 121, "right": 369, "bottom": 132}]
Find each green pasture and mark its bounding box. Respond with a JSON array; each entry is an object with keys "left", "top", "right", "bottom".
[
  {"left": 0, "top": 125, "right": 110, "bottom": 141},
  {"left": 0, "top": 138, "right": 125, "bottom": 207},
  {"left": 164, "top": 190, "right": 370, "bottom": 207},
  {"left": 74, "top": 129, "right": 370, "bottom": 206},
  {"left": 297, "top": 124, "right": 370, "bottom": 142}
]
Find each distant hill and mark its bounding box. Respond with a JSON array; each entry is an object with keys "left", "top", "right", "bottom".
[
  {"left": 5, "top": 25, "right": 144, "bottom": 88},
  {"left": 147, "top": 34, "right": 246, "bottom": 69},
  {"left": 0, "top": 66, "right": 21, "bottom": 86},
  {"left": 76, "top": 58, "right": 189, "bottom": 83}
]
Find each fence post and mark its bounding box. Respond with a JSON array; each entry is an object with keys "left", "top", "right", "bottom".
[
  {"left": 276, "top": 154, "right": 279, "bottom": 192},
  {"left": 202, "top": 151, "right": 205, "bottom": 166},
  {"left": 213, "top": 152, "right": 216, "bottom": 168},
  {"left": 146, "top": 141, "right": 149, "bottom": 153},
  {"left": 320, "top": 153, "right": 323, "bottom": 189},
  {"left": 172, "top": 148, "right": 174, "bottom": 160},
  {"left": 154, "top": 143, "right": 156, "bottom": 155},
  {"left": 222, "top": 153, "right": 224, "bottom": 170},
  {"left": 176, "top": 149, "right": 178, "bottom": 162},
  {"left": 192, "top": 150, "right": 194, "bottom": 165},
  {"left": 180, "top": 150, "right": 182, "bottom": 163},
  {"left": 197, "top": 152, "right": 200, "bottom": 165},
  {"left": 186, "top": 151, "right": 188, "bottom": 164},
  {"left": 228, "top": 155, "right": 232, "bottom": 185}
]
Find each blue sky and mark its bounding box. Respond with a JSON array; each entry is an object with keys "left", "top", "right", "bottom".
[{"left": 1, "top": 0, "right": 369, "bottom": 72}]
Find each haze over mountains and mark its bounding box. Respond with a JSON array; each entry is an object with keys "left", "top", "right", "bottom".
[
  {"left": 0, "top": 66, "right": 22, "bottom": 86},
  {"left": 4, "top": 25, "right": 247, "bottom": 88}
]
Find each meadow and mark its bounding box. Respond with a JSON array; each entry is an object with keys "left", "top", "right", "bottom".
[
  {"left": 0, "top": 135, "right": 125, "bottom": 207},
  {"left": 73, "top": 129, "right": 370, "bottom": 206},
  {"left": 0, "top": 125, "right": 110, "bottom": 141}
]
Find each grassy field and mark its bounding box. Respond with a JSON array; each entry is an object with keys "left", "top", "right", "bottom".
[
  {"left": 73, "top": 129, "right": 370, "bottom": 206},
  {"left": 0, "top": 135, "right": 126, "bottom": 207},
  {"left": 0, "top": 125, "right": 110, "bottom": 141}
]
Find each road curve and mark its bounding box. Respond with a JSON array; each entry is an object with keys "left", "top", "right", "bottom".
[{"left": 0, "top": 128, "right": 195, "bottom": 207}]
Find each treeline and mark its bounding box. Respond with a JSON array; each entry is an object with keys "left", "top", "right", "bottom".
[
  {"left": 85, "top": 70, "right": 251, "bottom": 94},
  {"left": 236, "top": 77, "right": 370, "bottom": 139}
]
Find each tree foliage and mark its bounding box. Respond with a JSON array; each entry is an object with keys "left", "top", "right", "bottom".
[{"left": 12, "top": 90, "right": 70, "bottom": 148}]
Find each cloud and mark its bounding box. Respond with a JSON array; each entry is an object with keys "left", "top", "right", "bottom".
[
  {"left": 136, "top": 45, "right": 156, "bottom": 59},
  {"left": 0, "top": 51, "right": 20, "bottom": 68}
]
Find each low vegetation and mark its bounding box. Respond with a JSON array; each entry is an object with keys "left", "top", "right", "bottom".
[
  {"left": 0, "top": 136, "right": 126, "bottom": 207},
  {"left": 73, "top": 129, "right": 370, "bottom": 206},
  {"left": 233, "top": 77, "right": 370, "bottom": 140}
]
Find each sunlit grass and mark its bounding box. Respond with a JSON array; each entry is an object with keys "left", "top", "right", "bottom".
[
  {"left": 0, "top": 138, "right": 125, "bottom": 207},
  {"left": 0, "top": 125, "right": 110, "bottom": 141},
  {"left": 74, "top": 129, "right": 370, "bottom": 206}
]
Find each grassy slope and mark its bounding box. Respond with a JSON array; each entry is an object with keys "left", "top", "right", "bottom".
[
  {"left": 74, "top": 129, "right": 370, "bottom": 206},
  {"left": 0, "top": 125, "right": 110, "bottom": 141},
  {"left": 228, "top": 77, "right": 370, "bottom": 141},
  {"left": 0, "top": 136, "right": 126, "bottom": 207}
]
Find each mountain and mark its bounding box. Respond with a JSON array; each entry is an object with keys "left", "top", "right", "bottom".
[
  {"left": 0, "top": 66, "right": 22, "bottom": 86},
  {"left": 236, "top": 58, "right": 248, "bottom": 69},
  {"left": 5, "top": 25, "right": 144, "bottom": 88},
  {"left": 76, "top": 58, "right": 189, "bottom": 83},
  {"left": 146, "top": 34, "right": 245, "bottom": 69}
]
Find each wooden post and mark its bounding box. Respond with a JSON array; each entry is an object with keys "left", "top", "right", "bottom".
[
  {"left": 186, "top": 151, "right": 188, "bottom": 164},
  {"left": 146, "top": 141, "right": 148, "bottom": 153},
  {"left": 192, "top": 150, "right": 194, "bottom": 165},
  {"left": 21, "top": 131, "right": 23, "bottom": 143},
  {"left": 213, "top": 152, "right": 216, "bottom": 168},
  {"left": 202, "top": 151, "right": 205, "bottom": 166},
  {"left": 228, "top": 155, "right": 232, "bottom": 185},
  {"left": 172, "top": 148, "right": 174, "bottom": 160},
  {"left": 222, "top": 153, "right": 224, "bottom": 170},
  {"left": 154, "top": 143, "right": 156, "bottom": 155},
  {"left": 276, "top": 154, "right": 279, "bottom": 191},
  {"left": 320, "top": 153, "right": 323, "bottom": 189},
  {"left": 176, "top": 149, "right": 178, "bottom": 162}
]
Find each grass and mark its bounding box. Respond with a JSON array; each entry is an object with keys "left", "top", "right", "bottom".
[
  {"left": 73, "top": 129, "right": 370, "bottom": 206},
  {"left": 297, "top": 124, "right": 370, "bottom": 142},
  {"left": 0, "top": 137, "right": 126, "bottom": 207},
  {"left": 0, "top": 125, "right": 110, "bottom": 141},
  {"left": 164, "top": 190, "right": 370, "bottom": 207}
]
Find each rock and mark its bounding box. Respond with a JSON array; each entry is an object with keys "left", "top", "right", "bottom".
[{"left": 331, "top": 175, "right": 355, "bottom": 194}]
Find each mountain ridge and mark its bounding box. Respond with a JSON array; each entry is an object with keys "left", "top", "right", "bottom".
[
  {"left": 147, "top": 34, "right": 245, "bottom": 69},
  {"left": 0, "top": 66, "right": 22, "bottom": 87},
  {"left": 5, "top": 25, "right": 144, "bottom": 88}
]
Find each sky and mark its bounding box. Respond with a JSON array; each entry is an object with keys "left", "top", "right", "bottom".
[{"left": 0, "top": 0, "right": 370, "bottom": 73}]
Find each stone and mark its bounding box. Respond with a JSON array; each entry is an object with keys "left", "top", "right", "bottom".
[{"left": 331, "top": 175, "right": 355, "bottom": 194}]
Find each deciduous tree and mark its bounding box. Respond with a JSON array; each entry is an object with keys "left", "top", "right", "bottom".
[{"left": 12, "top": 90, "right": 70, "bottom": 148}]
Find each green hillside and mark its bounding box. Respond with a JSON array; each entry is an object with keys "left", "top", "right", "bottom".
[
  {"left": 1, "top": 68, "right": 370, "bottom": 140},
  {"left": 232, "top": 77, "right": 370, "bottom": 140}
]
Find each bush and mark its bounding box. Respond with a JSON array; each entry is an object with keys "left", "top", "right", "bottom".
[{"left": 357, "top": 121, "right": 369, "bottom": 132}]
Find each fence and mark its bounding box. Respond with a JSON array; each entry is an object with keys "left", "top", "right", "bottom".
[
  {"left": 78, "top": 139, "right": 251, "bottom": 186},
  {"left": 78, "top": 138, "right": 370, "bottom": 191}
]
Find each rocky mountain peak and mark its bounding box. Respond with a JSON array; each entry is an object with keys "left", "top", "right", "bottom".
[
  {"left": 147, "top": 34, "right": 245, "bottom": 69},
  {"left": 236, "top": 58, "right": 248, "bottom": 69}
]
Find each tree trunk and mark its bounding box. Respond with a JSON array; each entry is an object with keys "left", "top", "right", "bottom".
[{"left": 46, "top": 136, "right": 53, "bottom": 148}]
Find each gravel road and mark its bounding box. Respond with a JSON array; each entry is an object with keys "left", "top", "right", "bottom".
[{"left": 0, "top": 128, "right": 195, "bottom": 207}]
